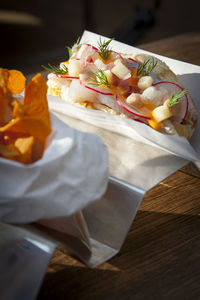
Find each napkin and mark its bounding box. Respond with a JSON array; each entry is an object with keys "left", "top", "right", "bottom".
[{"left": 0, "top": 113, "right": 108, "bottom": 223}]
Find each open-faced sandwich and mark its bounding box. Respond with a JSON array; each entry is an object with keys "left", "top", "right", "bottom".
[{"left": 45, "top": 38, "right": 198, "bottom": 140}]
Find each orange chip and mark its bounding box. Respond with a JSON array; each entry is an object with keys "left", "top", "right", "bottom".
[
  {"left": 0, "top": 87, "right": 6, "bottom": 124},
  {"left": 12, "top": 100, "right": 28, "bottom": 118},
  {"left": 31, "top": 137, "right": 45, "bottom": 162},
  {"left": 0, "top": 143, "right": 20, "bottom": 161},
  {"left": 14, "top": 136, "right": 34, "bottom": 163},
  {"left": 0, "top": 116, "right": 51, "bottom": 143},
  {"left": 7, "top": 70, "right": 26, "bottom": 94},
  {"left": 0, "top": 70, "right": 52, "bottom": 164},
  {"left": 15, "top": 136, "right": 44, "bottom": 164},
  {"left": 24, "top": 73, "right": 51, "bottom": 128},
  {"left": 0, "top": 69, "right": 9, "bottom": 93},
  {"left": 15, "top": 136, "right": 34, "bottom": 155},
  {"left": 0, "top": 69, "right": 25, "bottom": 94}
]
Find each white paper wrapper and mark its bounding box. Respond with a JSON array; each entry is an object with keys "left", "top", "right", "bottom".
[
  {"left": 0, "top": 113, "right": 108, "bottom": 223},
  {"left": 48, "top": 31, "right": 200, "bottom": 168}
]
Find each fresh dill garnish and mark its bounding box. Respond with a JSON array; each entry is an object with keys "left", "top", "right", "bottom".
[
  {"left": 168, "top": 88, "right": 188, "bottom": 107},
  {"left": 42, "top": 63, "right": 68, "bottom": 74},
  {"left": 88, "top": 69, "right": 111, "bottom": 88},
  {"left": 66, "top": 36, "right": 81, "bottom": 58},
  {"left": 97, "top": 38, "right": 114, "bottom": 60},
  {"left": 136, "top": 58, "right": 157, "bottom": 76}
]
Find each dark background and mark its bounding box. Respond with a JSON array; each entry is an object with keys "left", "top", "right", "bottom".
[{"left": 0, "top": 0, "right": 199, "bottom": 75}]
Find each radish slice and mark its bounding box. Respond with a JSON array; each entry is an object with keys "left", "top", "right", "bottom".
[
  {"left": 56, "top": 74, "right": 79, "bottom": 79},
  {"left": 85, "top": 43, "right": 98, "bottom": 51},
  {"left": 83, "top": 83, "right": 113, "bottom": 96},
  {"left": 153, "top": 81, "right": 189, "bottom": 121},
  {"left": 116, "top": 95, "right": 151, "bottom": 120},
  {"left": 127, "top": 57, "right": 138, "bottom": 64}
]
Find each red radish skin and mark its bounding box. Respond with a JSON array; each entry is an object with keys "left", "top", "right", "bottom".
[
  {"left": 56, "top": 74, "right": 79, "bottom": 79},
  {"left": 116, "top": 95, "right": 151, "bottom": 120},
  {"left": 86, "top": 44, "right": 98, "bottom": 51},
  {"left": 83, "top": 84, "right": 113, "bottom": 96},
  {"left": 127, "top": 57, "right": 138, "bottom": 64}
]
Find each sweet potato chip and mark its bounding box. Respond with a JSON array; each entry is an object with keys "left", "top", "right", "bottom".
[
  {"left": 0, "top": 116, "right": 51, "bottom": 143},
  {"left": 0, "top": 87, "right": 6, "bottom": 124},
  {"left": 24, "top": 73, "right": 51, "bottom": 128},
  {"left": 12, "top": 100, "right": 28, "bottom": 118},
  {"left": 0, "top": 143, "right": 20, "bottom": 161},
  {"left": 31, "top": 137, "right": 45, "bottom": 162},
  {"left": 0, "top": 70, "right": 51, "bottom": 164},
  {"left": 7, "top": 70, "right": 26, "bottom": 94},
  {"left": 0, "top": 69, "right": 9, "bottom": 93},
  {"left": 15, "top": 136, "right": 34, "bottom": 164},
  {"left": 0, "top": 69, "right": 25, "bottom": 94}
]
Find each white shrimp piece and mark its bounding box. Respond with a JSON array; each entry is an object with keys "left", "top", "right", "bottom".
[
  {"left": 68, "top": 59, "right": 82, "bottom": 77},
  {"left": 137, "top": 76, "right": 153, "bottom": 90},
  {"left": 142, "top": 86, "right": 163, "bottom": 106},
  {"left": 68, "top": 79, "right": 99, "bottom": 103},
  {"left": 126, "top": 93, "right": 143, "bottom": 108}
]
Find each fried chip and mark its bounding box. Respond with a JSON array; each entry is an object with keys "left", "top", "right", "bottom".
[
  {"left": 0, "top": 69, "right": 25, "bottom": 94},
  {"left": 14, "top": 136, "right": 34, "bottom": 164},
  {"left": 0, "top": 87, "right": 6, "bottom": 124},
  {"left": 7, "top": 70, "right": 26, "bottom": 94},
  {"left": 0, "top": 117, "right": 51, "bottom": 143},
  {"left": 0, "top": 70, "right": 51, "bottom": 164},
  {"left": 0, "top": 69, "right": 9, "bottom": 93},
  {"left": 0, "top": 143, "right": 20, "bottom": 161},
  {"left": 12, "top": 100, "right": 28, "bottom": 118},
  {"left": 24, "top": 73, "right": 51, "bottom": 128}
]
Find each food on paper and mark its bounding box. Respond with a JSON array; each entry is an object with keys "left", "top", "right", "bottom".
[
  {"left": 45, "top": 38, "right": 198, "bottom": 139},
  {"left": 0, "top": 70, "right": 51, "bottom": 164}
]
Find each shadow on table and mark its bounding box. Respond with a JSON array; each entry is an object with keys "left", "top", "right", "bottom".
[{"left": 37, "top": 210, "right": 200, "bottom": 300}]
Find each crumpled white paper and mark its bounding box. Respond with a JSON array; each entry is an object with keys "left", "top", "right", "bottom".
[
  {"left": 48, "top": 31, "right": 200, "bottom": 168},
  {"left": 0, "top": 113, "right": 108, "bottom": 223}
]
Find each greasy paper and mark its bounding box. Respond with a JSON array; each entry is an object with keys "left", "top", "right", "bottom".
[{"left": 0, "top": 113, "right": 108, "bottom": 223}]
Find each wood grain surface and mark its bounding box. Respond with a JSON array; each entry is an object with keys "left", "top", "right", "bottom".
[{"left": 37, "top": 33, "right": 200, "bottom": 300}]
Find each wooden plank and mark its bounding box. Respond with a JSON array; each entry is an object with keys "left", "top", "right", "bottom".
[
  {"left": 138, "top": 32, "right": 200, "bottom": 65},
  {"left": 37, "top": 171, "right": 200, "bottom": 299}
]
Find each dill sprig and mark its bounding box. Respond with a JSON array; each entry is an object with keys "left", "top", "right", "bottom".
[
  {"left": 66, "top": 36, "right": 80, "bottom": 58},
  {"left": 97, "top": 38, "right": 114, "bottom": 60},
  {"left": 136, "top": 58, "right": 157, "bottom": 76},
  {"left": 42, "top": 63, "right": 68, "bottom": 74},
  {"left": 88, "top": 69, "right": 111, "bottom": 88},
  {"left": 168, "top": 88, "right": 188, "bottom": 107}
]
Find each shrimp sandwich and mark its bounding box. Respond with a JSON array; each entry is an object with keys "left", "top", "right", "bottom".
[{"left": 45, "top": 38, "right": 198, "bottom": 140}]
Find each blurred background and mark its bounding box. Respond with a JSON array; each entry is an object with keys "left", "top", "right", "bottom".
[{"left": 0, "top": 0, "right": 200, "bottom": 75}]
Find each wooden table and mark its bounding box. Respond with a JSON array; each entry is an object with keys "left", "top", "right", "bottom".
[{"left": 37, "top": 33, "right": 200, "bottom": 300}]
